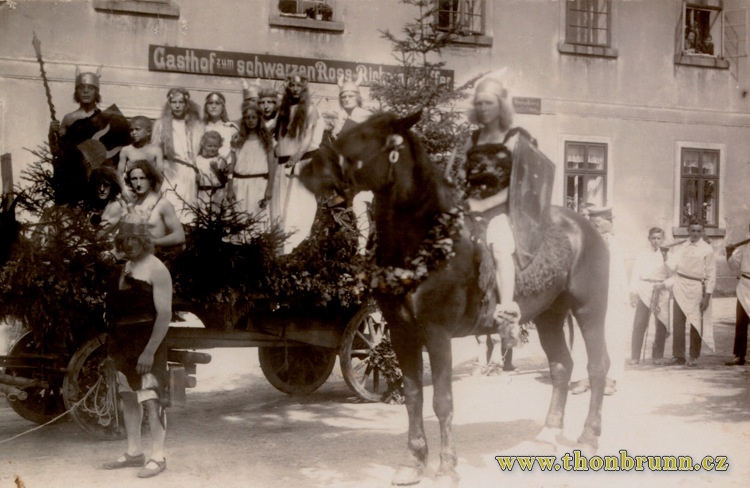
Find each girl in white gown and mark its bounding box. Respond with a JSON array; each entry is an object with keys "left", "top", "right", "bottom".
[{"left": 227, "top": 101, "right": 276, "bottom": 227}]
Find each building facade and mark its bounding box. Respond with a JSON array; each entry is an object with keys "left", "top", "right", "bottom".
[{"left": 1, "top": 0, "right": 748, "bottom": 290}]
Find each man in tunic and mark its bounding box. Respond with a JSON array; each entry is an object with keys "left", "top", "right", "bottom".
[
  {"left": 151, "top": 88, "right": 204, "bottom": 221},
  {"left": 664, "top": 218, "right": 716, "bottom": 366},
  {"left": 725, "top": 222, "right": 750, "bottom": 366},
  {"left": 629, "top": 227, "right": 671, "bottom": 364},
  {"left": 274, "top": 75, "right": 325, "bottom": 254},
  {"left": 48, "top": 68, "right": 129, "bottom": 205}
]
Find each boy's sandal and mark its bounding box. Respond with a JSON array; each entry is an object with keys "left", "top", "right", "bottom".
[
  {"left": 138, "top": 458, "right": 167, "bottom": 478},
  {"left": 103, "top": 452, "right": 145, "bottom": 469}
]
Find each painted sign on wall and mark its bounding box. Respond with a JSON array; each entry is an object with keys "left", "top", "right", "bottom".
[
  {"left": 149, "top": 45, "right": 454, "bottom": 87},
  {"left": 513, "top": 97, "right": 542, "bottom": 115}
]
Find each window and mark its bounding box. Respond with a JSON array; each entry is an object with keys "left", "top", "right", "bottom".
[
  {"left": 270, "top": 0, "right": 343, "bottom": 32},
  {"left": 565, "top": 0, "right": 611, "bottom": 47},
  {"left": 680, "top": 148, "right": 719, "bottom": 227},
  {"left": 436, "top": 0, "right": 484, "bottom": 36},
  {"left": 564, "top": 142, "right": 607, "bottom": 212},
  {"left": 278, "top": 0, "right": 332, "bottom": 20},
  {"left": 682, "top": 1, "right": 721, "bottom": 56}
]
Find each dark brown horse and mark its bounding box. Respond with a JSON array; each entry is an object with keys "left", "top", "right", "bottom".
[{"left": 303, "top": 112, "right": 610, "bottom": 486}]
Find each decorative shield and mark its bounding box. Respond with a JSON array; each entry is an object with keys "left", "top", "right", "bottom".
[{"left": 509, "top": 136, "right": 556, "bottom": 270}]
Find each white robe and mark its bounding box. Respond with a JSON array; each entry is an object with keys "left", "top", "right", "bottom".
[
  {"left": 629, "top": 248, "right": 671, "bottom": 326},
  {"left": 151, "top": 117, "right": 204, "bottom": 222},
  {"left": 276, "top": 104, "right": 325, "bottom": 254},
  {"left": 665, "top": 239, "right": 716, "bottom": 351}
]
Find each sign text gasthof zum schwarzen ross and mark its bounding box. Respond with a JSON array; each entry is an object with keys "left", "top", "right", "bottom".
[{"left": 149, "top": 44, "right": 454, "bottom": 87}]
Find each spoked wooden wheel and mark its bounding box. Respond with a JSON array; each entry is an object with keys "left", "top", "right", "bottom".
[
  {"left": 258, "top": 344, "right": 336, "bottom": 395},
  {"left": 4, "top": 332, "right": 66, "bottom": 424},
  {"left": 340, "top": 299, "right": 390, "bottom": 402},
  {"left": 63, "top": 334, "right": 126, "bottom": 440}
]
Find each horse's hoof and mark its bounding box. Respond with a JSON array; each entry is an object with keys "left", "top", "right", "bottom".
[
  {"left": 534, "top": 427, "right": 562, "bottom": 447},
  {"left": 433, "top": 472, "right": 460, "bottom": 488},
  {"left": 391, "top": 464, "right": 424, "bottom": 486},
  {"left": 575, "top": 438, "right": 598, "bottom": 457}
]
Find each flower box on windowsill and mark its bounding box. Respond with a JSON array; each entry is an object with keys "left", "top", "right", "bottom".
[
  {"left": 269, "top": 15, "right": 344, "bottom": 33},
  {"left": 674, "top": 52, "right": 729, "bottom": 69}
]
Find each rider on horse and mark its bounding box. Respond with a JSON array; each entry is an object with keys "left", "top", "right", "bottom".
[{"left": 464, "top": 78, "right": 530, "bottom": 354}]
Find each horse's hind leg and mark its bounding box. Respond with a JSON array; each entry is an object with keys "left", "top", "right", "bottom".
[
  {"left": 388, "top": 326, "right": 428, "bottom": 486},
  {"left": 574, "top": 303, "right": 609, "bottom": 452},
  {"left": 534, "top": 299, "right": 573, "bottom": 447},
  {"left": 425, "top": 330, "right": 459, "bottom": 485}
]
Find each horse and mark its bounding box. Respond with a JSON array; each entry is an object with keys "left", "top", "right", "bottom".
[{"left": 302, "top": 112, "right": 610, "bottom": 486}]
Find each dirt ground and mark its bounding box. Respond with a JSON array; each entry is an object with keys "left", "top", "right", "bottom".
[{"left": 2, "top": 298, "right": 750, "bottom": 488}]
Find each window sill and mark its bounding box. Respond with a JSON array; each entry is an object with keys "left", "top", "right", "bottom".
[
  {"left": 447, "top": 34, "right": 493, "bottom": 47},
  {"left": 93, "top": 0, "right": 180, "bottom": 17},
  {"left": 268, "top": 15, "right": 344, "bottom": 33},
  {"left": 558, "top": 43, "right": 618, "bottom": 59},
  {"left": 674, "top": 54, "right": 729, "bottom": 69},
  {"left": 673, "top": 227, "right": 726, "bottom": 238}
]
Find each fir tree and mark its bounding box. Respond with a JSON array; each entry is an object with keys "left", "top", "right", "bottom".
[{"left": 370, "top": 0, "right": 483, "bottom": 169}]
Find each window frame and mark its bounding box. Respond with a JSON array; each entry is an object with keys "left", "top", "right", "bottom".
[
  {"left": 565, "top": 0, "right": 612, "bottom": 48},
  {"left": 678, "top": 147, "right": 720, "bottom": 228},
  {"left": 433, "top": 0, "right": 493, "bottom": 47},
  {"left": 562, "top": 141, "right": 609, "bottom": 213},
  {"left": 269, "top": 0, "right": 344, "bottom": 33},
  {"left": 673, "top": 141, "right": 726, "bottom": 237},
  {"left": 675, "top": 0, "right": 731, "bottom": 68},
  {"left": 558, "top": 0, "right": 618, "bottom": 58}
]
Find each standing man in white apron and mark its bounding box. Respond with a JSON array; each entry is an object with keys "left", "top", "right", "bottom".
[
  {"left": 725, "top": 222, "right": 750, "bottom": 366},
  {"left": 664, "top": 218, "right": 716, "bottom": 366}
]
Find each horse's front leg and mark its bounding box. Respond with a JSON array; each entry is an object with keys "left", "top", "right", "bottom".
[
  {"left": 389, "top": 326, "right": 428, "bottom": 486},
  {"left": 426, "top": 331, "right": 459, "bottom": 486}
]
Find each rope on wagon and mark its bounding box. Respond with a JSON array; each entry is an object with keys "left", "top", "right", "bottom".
[{"left": 0, "top": 376, "right": 103, "bottom": 445}]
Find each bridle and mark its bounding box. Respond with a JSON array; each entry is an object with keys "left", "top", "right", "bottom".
[{"left": 338, "top": 133, "right": 406, "bottom": 190}]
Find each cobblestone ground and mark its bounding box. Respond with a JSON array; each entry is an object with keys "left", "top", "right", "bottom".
[{"left": 1, "top": 298, "right": 749, "bottom": 487}]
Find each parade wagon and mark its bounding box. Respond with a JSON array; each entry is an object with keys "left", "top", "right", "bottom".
[
  {"left": 0, "top": 161, "right": 392, "bottom": 440},
  {"left": 1, "top": 295, "right": 388, "bottom": 440}
]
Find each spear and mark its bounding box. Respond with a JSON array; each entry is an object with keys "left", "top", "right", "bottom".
[{"left": 31, "top": 31, "right": 57, "bottom": 122}]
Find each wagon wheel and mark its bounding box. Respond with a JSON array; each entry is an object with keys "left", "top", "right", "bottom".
[
  {"left": 258, "top": 344, "right": 336, "bottom": 395},
  {"left": 63, "top": 333, "right": 126, "bottom": 440},
  {"left": 339, "top": 299, "right": 390, "bottom": 402},
  {"left": 4, "top": 332, "right": 66, "bottom": 424}
]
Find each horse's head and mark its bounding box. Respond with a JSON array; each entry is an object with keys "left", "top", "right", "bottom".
[{"left": 333, "top": 111, "right": 422, "bottom": 195}]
